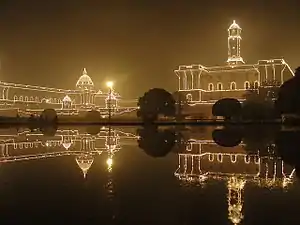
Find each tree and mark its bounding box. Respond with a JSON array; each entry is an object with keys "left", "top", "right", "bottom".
[
  {"left": 137, "top": 125, "right": 177, "bottom": 157},
  {"left": 40, "top": 108, "right": 57, "bottom": 124},
  {"left": 242, "top": 125, "right": 280, "bottom": 155},
  {"left": 275, "top": 67, "right": 300, "bottom": 117},
  {"left": 40, "top": 125, "right": 58, "bottom": 136},
  {"left": 137, "top": 88, "right": 176, "bottom": 122},
  {"left": 242, "top": 86, "right": 279, "bottom": 121},
  {"left": 172, "top": 91, "right": 189, "bottom": 120},
  {"left": 212, "top": 98, "right": 241, "bottom": 120},
  {"left": 212, "top": 127, "right": 242, "bottom": 147}
]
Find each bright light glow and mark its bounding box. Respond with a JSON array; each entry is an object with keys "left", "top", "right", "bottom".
[
  {"left": 106, "top": 157, "right": 113, "bottom": 167},
  {"left": 106, "top": 81, "right": 114, "bottom": 89}
]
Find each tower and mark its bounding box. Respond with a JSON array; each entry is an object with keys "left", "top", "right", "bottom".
[{"left": 227, "top": 20, "right": 244, "bottom": 65}]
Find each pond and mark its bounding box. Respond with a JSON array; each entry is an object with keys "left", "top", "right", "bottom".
[{"left": 0, "top": 125, "right": 300, "bottom": 224}]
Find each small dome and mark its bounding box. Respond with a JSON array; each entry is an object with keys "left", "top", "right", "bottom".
[
  {"left": 75, "top": 154, "right": 94, "bottom": 178},
  {"left": 229, "top": 20, "right": 241, "bottom": 30},
  {"left": 76, "top": 68, "right": 94, "bottom": 90},
  {"left": 62, "top": 141, "right": 72, "bottom": 149},
  {"left": 63, "top": 95, "right": 72, "bottom": 102}
]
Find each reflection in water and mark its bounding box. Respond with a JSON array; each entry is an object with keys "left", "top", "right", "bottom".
[
  {"left": 0, "top": 125, "right": 300, "bottom": 224},
  {"left": 75, "top": 153, "right": 94, "bottom": 178},
  {"left": 173, "top": 126, "right": 296, "bottom": 225},
  {"left": 137, "top": 125, "right": 184, "bottom": 157}
]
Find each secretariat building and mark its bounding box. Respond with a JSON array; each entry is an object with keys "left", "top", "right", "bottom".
[
  {"left": 175, "top": 20, "right": 294, "bottom": 103},
  {"left": 0, "top": 68, "right": 136, "bottom": 117}
]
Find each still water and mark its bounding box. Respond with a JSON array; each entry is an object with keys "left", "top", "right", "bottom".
[{"left": 0, "top": 125, "right": 300, "bottom": 224}]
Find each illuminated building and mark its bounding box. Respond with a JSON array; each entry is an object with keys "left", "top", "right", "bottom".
[
  {"left": 174, "top": 136, "right": 295, "bottom": 225},
  {"left": 175, "top": 20, "right": 294, "bottom": 109},
  {"left": 0, "top": 68, "right": 137, "bottom": 117}
]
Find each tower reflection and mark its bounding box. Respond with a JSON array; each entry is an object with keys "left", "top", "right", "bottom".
[{"left": 174, "top": 126, "right": 296, "bottom": 225}]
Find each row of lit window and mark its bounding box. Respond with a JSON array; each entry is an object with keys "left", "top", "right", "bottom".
[
  {"left": 12, "top": 140, "right": 63, "bottom": 149},
  {"left": 208, "top": 81, "right": 260, "bottom": 91},
  {"left": 13, "top": 96, "right": 65, "bottom": 103}
]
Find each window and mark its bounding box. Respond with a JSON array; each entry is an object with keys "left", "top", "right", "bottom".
[
  {"left": 217, "top": 154, "right": 223, "bottom": 162},
  {"left": 217, "top": 82, "right": 223, "bottom": 90},
  {"left": 25, "top": 96, "right": 28, "bottom": 102},
  {"left": 231, "top": 155, "right": 237, "bottom": 163},
  {"left": 244, "top": 155, "right": 250, "bottom": 164},
  {"left": 30, "top": 97, "right": 34, "bottom": 102},
  {"left": 254, "top": 81, "right": 259, "bottom": 89},
  {"left": 208, "top": 83, "right": 214, "bottom": 91},
  {"left": 186, "top": 94, "right": 192, "bottom": 102},
  {"left": 19, "top": 96, "right": 23, "bottom": 101},
  {"left": 244, "top": 81, "right": 250, "bottom": 89},
  {"left": 14, "top": 95, "right": 18, "bottom": 101},
  {"left": 35, "top": 97, "right": 39, "bottom": 102},
  {"left": 230, "top": 82, "right": 236, "bottom": 90},
  {"left": 209, "top": 154, "right": 214, "bottom": 161}
]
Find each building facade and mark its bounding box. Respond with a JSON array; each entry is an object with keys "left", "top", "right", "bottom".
[
  {"left": 175, "top": 20, "right": 294, "bottom": 103},
  {"left": 0, "top": 68, "right": 137, "bottom": 117}
]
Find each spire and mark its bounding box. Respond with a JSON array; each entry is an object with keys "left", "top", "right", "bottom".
[
  {"left": 82, "top": 169, "right": 88, "bottom": 179},
  {"left": 83, "top": 68, "right": 87, "bottom": 75}
]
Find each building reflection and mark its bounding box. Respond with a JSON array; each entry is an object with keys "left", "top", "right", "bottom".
[
  {"left": 174, "top": 127, "right": 296, "bottom": 225},
  {"left": 0, "top": 126, "right": 137, "bottom": 178}
]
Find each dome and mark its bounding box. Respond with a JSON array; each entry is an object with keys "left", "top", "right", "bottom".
[
  {"left": 62, "top": 95, "right": 72, "bottom": 102},
  {"left": 75, "top": 154, "right": 94, "bottom": 178},
  {"left": 229, "top": 20, "right": 241, "bottom": 30},
  {"left": 63, "top": 141, "right": 72, "bottom": 149},
  {"left": 76, "top": 68, "right": 94, "bottom": 90}
]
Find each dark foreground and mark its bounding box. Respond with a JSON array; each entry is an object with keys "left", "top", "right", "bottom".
[{"left": 0, "top": 125, "right": 300, "bottom": 224}]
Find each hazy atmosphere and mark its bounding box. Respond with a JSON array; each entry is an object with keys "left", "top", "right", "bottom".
[{"left": 0, "top": 0, "right": 299, "bottom": 97}]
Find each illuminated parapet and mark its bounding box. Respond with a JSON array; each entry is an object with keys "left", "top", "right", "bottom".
[{"left": 256, "top": 59, "right": 294, "bottom": 85}]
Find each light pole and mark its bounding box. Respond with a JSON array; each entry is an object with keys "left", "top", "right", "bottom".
[{"left": 106, "top": 81, "right": 114, "bottom": 122}]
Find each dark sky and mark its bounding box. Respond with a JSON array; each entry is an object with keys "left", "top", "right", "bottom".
[{"left": 0, "top": 0, "right": 299, "bottom": 98}]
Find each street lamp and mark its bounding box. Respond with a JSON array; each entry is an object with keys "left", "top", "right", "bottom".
[{"left": 106, "top": 81, "right": 114, "bottom": 121}]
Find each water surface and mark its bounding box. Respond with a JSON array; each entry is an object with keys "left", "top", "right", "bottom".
[{"left": 0, "top": 125, "right": 300, "bottom": 224}]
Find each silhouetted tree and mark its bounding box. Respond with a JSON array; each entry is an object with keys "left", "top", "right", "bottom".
[
  {"left": 172, "top": 91, "right": 189, "bottom": 120},
  {"left": 275, "top": 130, "right": 300, "bottom": 171},
  {"left": 275, "top": 67, "right": 300, "bottom": 118},
  {"left": 212, "top": 126, "right": 242, "bottom": 147},
  {"left": 137, "top": 125, "right": 177, "bottom": 157},
  {"left": 40, "top": 125, "right": 57, "bottom": 136},
  {"left": 242, "top": 87, "right": 279, "bottom": 121},
  {"left": 242, "top": 125, "right": 280, "bottom": 155},
  {"left": 137, "top": 88, "right": 176, "bottom": 122},
  {"left": 212, "top": 98, "right": 241, "bottom": 120},
  {"left": 40, "top": 108, "right": 57, "bottom": 124},
  {"left": 86, "top": 125, "right": 101, "bottom": 135}
]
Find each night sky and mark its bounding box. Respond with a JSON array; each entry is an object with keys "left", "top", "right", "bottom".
[{"left": 0, "top": 0, "right": 299, "bottom": 98}]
